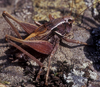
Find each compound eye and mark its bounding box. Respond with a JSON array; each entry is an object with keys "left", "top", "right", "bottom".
[
  {"left": 68, "top": 19, "right": 72, "bottom": 22},
  {"left": 63, "top": 16, "right": 74, "bottom": 23},
  {"left": 68, "top": 18, "right": 74, "bottom": 24}
]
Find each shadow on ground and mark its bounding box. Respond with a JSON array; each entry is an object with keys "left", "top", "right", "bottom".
[{"left": 82, "top": 10, "right": 100, "bottom": 71}]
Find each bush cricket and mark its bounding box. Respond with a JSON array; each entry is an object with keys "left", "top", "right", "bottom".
[{"left": 3, "top": 1, "right": 98, "bottom": 84}]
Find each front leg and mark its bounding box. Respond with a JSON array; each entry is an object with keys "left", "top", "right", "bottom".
[{"left": 63, "top": 37, "right": 88, "bottom": 45}]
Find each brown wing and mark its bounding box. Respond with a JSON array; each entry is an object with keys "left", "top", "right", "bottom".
[{"left": 19, "top": 22, "right": 38, "bottom": 34}]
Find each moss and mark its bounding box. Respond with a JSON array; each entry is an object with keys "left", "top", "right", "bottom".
[{"left": 32, "top": 0, "right": 86, "bottom": 21}]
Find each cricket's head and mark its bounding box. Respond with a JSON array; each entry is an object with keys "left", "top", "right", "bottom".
[
  {"left": 63, "top": 16, "right": 74, "bottom": 24},
  {"left": 62, "top": 16, "right": 74, "bottom": 33}
]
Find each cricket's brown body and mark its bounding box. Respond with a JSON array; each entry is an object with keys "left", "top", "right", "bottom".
[{"left": 2, "top": 11, "right": 88, "bottom": 85}]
